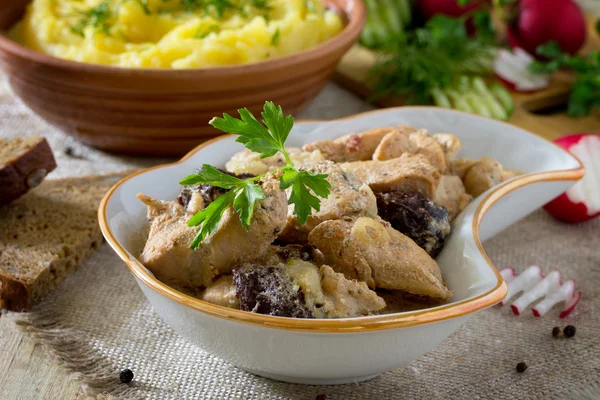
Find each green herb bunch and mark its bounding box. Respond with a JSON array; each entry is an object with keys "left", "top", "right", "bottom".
[
  {"left": 530, "top": 42, "right": 600, "bottom": 117},
  {"left": 179, "top": 102, "right": 331, "bottom": 249},
  {"left": 368, "top": 15, "right": 497, "bottom": 104}
]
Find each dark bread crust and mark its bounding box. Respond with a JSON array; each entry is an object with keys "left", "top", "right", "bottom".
[
  {"left": 0, "top": 172, "right": 128, "bottom": 312},
  {"left": 0, "top": 137, "right": 57, "bottom": 205}
]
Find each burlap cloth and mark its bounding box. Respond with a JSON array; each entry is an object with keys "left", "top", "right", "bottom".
[{"left": 1, "top": 70, "right": 600, "bottom": 399}]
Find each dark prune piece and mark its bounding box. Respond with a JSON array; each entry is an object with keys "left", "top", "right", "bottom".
[
  {"left": 233, "top": 265, "right": 313, "bottom": 318},
  {"left": 177, "top": 167, "right": 254, "bottom": 209},
  {"left": 376, "top": 191, "right": 451, "bottom": 257}
]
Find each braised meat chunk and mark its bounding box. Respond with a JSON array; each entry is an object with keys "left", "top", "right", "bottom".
[
  {"left": 277, "top": 161, "right": 377, "bottom": 243},
  {"left": 435, "top": 175, "right": 472, "bottom": 220},
  {"left": 341, "top": 153, "right": 441, "bottom": 198},
  {"left": 302, "top": 126, "right": 417, "bottom": 163},
  {"left": 308, "top": 217, "right": 452, "bottom": 300},
  {"left": 138, "top": 173, "right": 287, "bottom": 288},
  {"left": 433, "top": 133, "right": 462, "bottom": 161},
  {"left": 372, "top": 130, "right": 447, "bottom": 171},
  {"left": 200, "top": 276, "right": 240, "bottom": 309}
]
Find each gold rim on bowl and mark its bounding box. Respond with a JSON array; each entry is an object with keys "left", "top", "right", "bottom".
[{"left": 98, "top": 107, "right": 585, "bottom": 333}]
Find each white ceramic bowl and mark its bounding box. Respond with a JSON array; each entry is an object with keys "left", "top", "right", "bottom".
[{"left": 99, "top": 107, "right": 583, "bottom": 385}]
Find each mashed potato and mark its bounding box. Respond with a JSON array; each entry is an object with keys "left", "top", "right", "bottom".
[{"left": 8, "top": 0, "right": 343, "bottom": 68}]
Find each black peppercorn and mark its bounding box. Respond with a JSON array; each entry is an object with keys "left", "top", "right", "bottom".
[
  {"left": 552, "top": 327, "right": 561, "bottom": 337},
  {"left": 516, "top": 362, "right": 528, "bottom": 373},
  {"left": 564, "top": 325, "right": 576, "bottom": 338},
  {"left": 119, "top": 369, "right": 134, "bottom": 383},
  {"left": 315, "top": 395, "right": 328, "bottom": 400}
]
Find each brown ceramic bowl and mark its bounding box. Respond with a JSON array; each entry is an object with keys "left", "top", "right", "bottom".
[{"left": 0, "top": 0, "right": 365, "bottom": 157}]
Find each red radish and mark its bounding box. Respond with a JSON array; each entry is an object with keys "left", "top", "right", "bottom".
[
  {"left": 500, "top": 265, "right": 542, "bottom": 306},
  {"left": 499, "top": 266, "right": 582, "bottom": 318},
  {"left": 511, "top": 271, "right": 561, "bottom": 315},
  {"left": 544, "top": 134, "right": 600, "bottom": 223},
  {"left": 559, "top": 290, "right": 582, "bottom": 318},
  {"left": 532, "top": 279, "right": 581, "bottom": 318},
  {"left": 493, "top": 48, "right": 550, "bottom": 92},
  {"left": 510, "top": 0, "right": 587, "bottom": 57},
  {"left": 499, "top": 267, "right": 517, "bottom": 283},
  {"left": 417, "top": 0, "right": 485, "bottom": 20}
]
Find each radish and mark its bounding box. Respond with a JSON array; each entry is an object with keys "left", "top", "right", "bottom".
[
  {"left": 544, "top": 134, "right": 600, "bottom": 223},
  {"left": 500, "top": 265, "right": 543, "bottom": 306},
  {"left": 510, "top": 0, "right": 587, "bottom": 57},
  {"left": 499, "top": 266, "right": 582, "bottom": 318},
  {"left": 493, "top": 48, "right": 550, "bottom": 92},
  {"left": 510, "top": 271, "right": 561, "bottom": 315},
  {"left": 499, "top": 267, "right": 517, "bottom": 283},
  {"left": 532, "top": 279, "right": 581, "bottom": 318}
]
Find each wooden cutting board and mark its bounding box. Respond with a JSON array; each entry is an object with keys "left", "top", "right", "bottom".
[{"left": 333, "top": 17, "right": 600, "bottom": 141}]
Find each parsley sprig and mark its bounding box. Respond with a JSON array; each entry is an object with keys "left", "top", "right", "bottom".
[
  {"left": 368, "top": 15, "right": 496, "bottom": 104},
  {"left": 180, "top": 102, "right": 331, "bottom": 249},
  {"left": 529, "top": 42, "right": 600, "bottom": 117}
]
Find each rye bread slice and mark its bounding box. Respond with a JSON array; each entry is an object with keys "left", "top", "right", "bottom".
[
  {"left": 0, "top": 137, "right": 57, "bottom": 205},
  {"left": 0, "top": 173, "right": 125, "bottom": 311}
]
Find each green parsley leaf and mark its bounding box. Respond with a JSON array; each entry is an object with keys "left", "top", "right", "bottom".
[
  {"left": 271, "top": 28, "right": 280, "bottom": 46},
  {"left": 179, "top": 164, "right": 245, "bottom": 188},
  {"left": 188, "top": 189, "right": 237, "bottom": 249},
  {"left": 279, "top": 167, "right": 331, "bottom": 225},
  {"left": 233, "top": 182, "right": 265, "bottom": 229},
  {"left": 187, "top": 102, "right": 330, "bottom": 249},
  {"left": 472, "top": 11, "right": 495, "bottom": 43},
  {"left": 210, "top": 106, "right": 281, "bottom": 158},
  {"left": 529, "top": 41, "right": 600, "bottom": 117},
  {"left": 535, "top": 41, "right": 564, "bottom": 59},
  {"left": 261, "top": 101, "right": 293, "bottom": 149}
]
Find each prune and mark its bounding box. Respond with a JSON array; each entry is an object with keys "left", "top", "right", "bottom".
[
  {"left": 232, "top": 265, "right": 314, "bottom": 318},
  {"left": 177, "top": 167, "right": 253, "bottom": 209},
  {"left": 375, "top": 191, "right": 451, "bottom": 257}
]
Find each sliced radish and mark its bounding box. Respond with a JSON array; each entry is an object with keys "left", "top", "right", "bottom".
[
  {"left": 499, "top": 267, "right": 517, "bottom": 283},
  {"left": 493, "top": 48, "right": 550, "bottom": 92},
  {"left": 531, "top": 279, "right": 577, "bottom": 317},
  {"left": 544, "top": 134, "right": 600, "bottom": 223},
  {"left": 511, "top": 271, "right": 561, "bottom": 315},
  {"left": 559, "top": 290, "right": 582, "bottom": 318},
  {"left": 501, "top": 265, "right": 543, "bottom": 306}
]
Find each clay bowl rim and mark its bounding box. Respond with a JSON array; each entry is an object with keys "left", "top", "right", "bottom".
[{"left": 0, "top": 0, "right": 366, "bottom": 78}]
